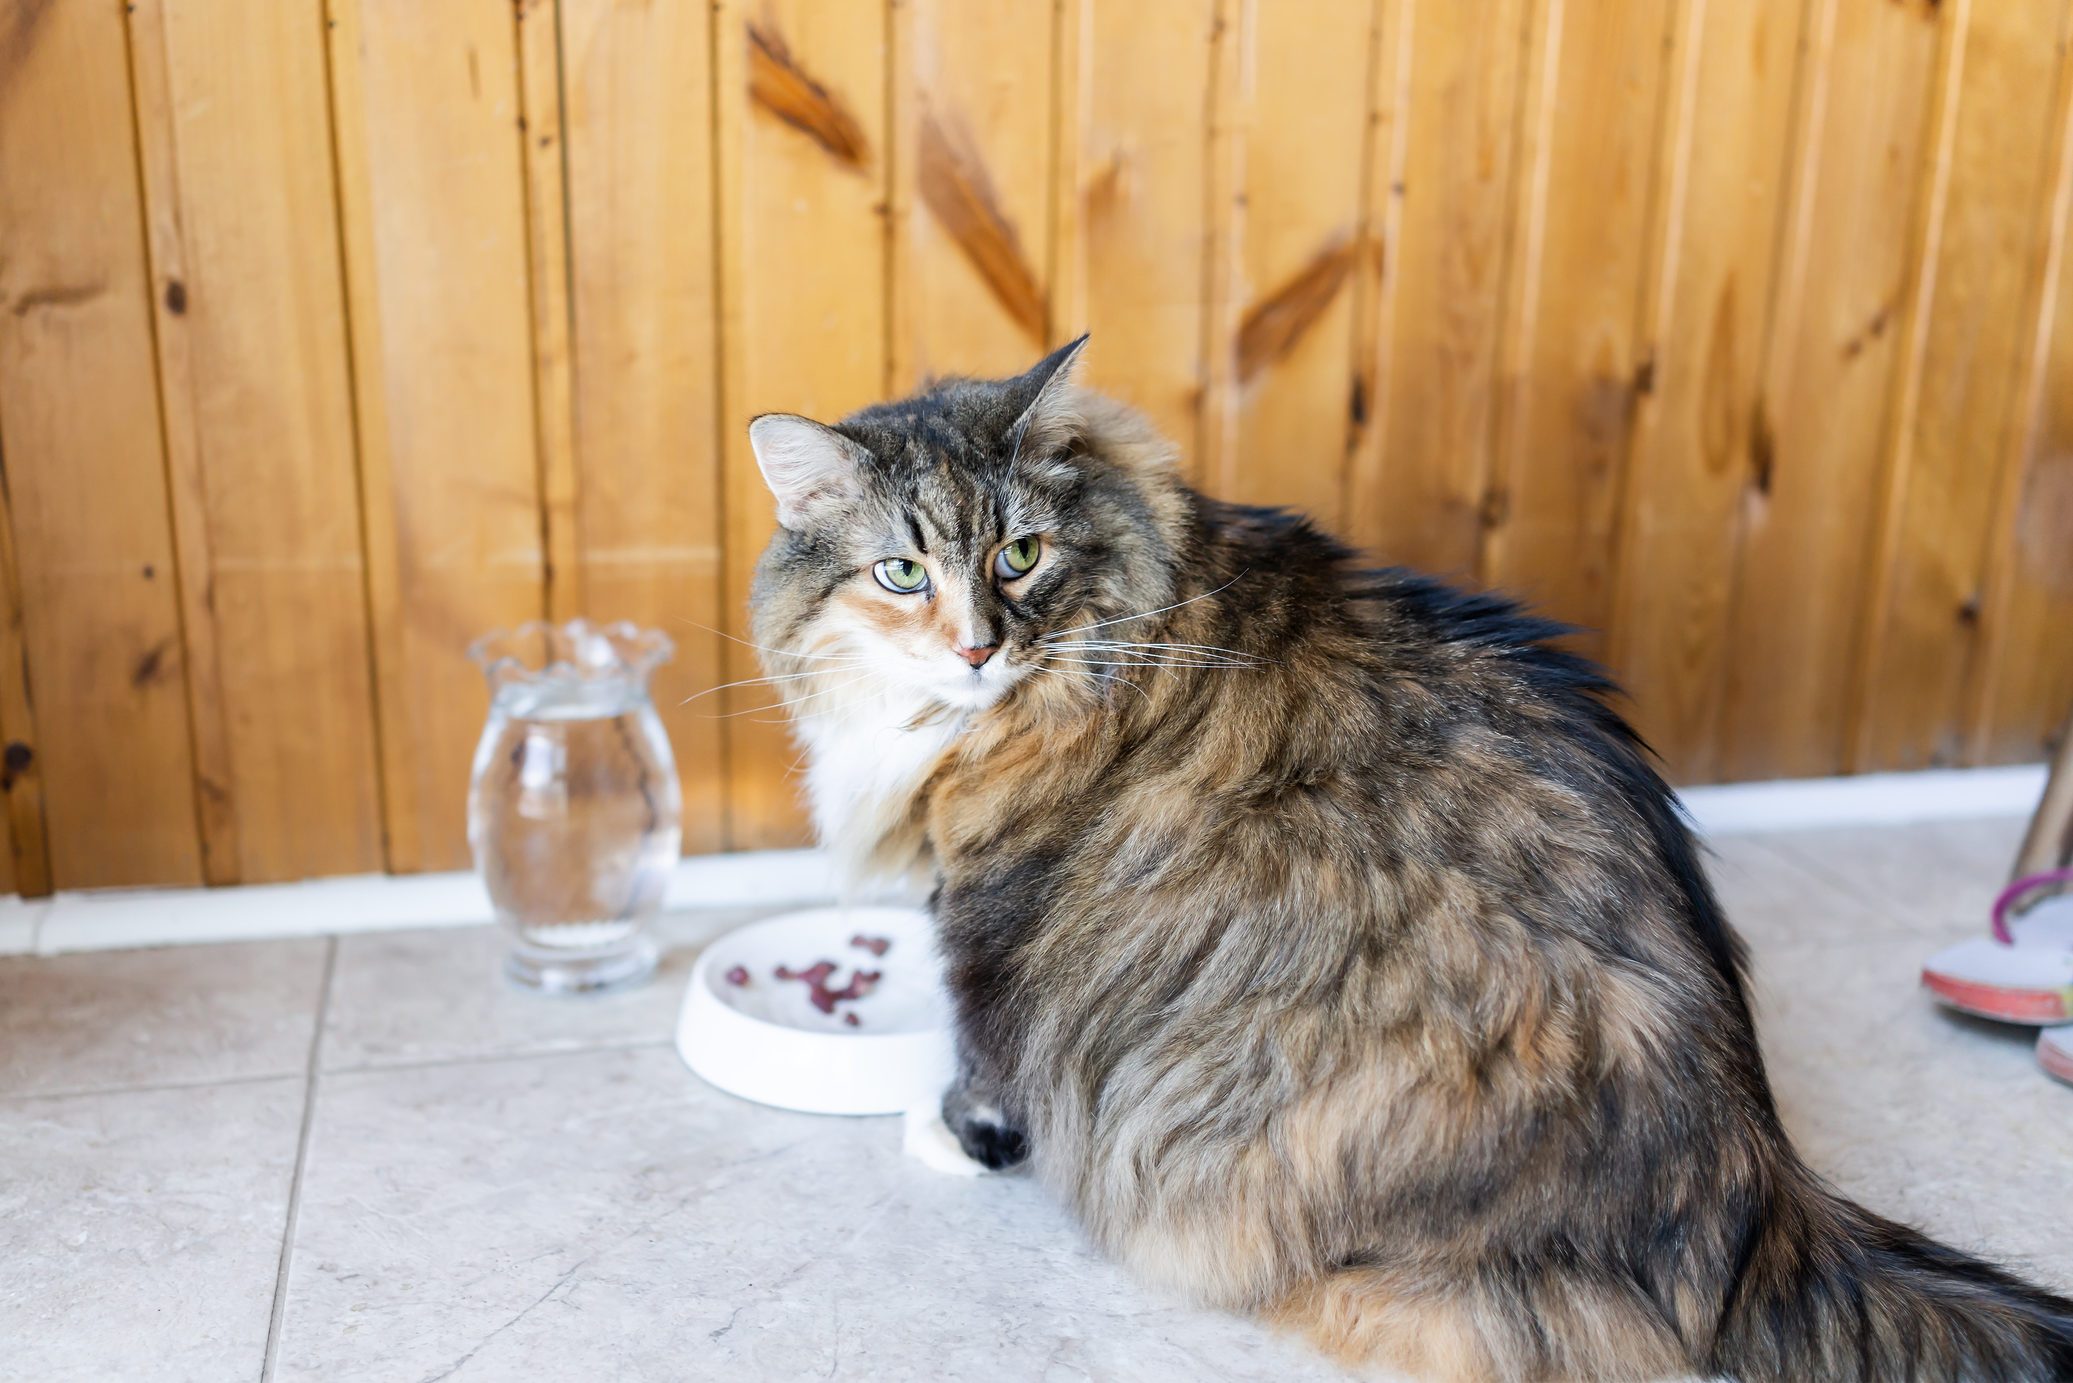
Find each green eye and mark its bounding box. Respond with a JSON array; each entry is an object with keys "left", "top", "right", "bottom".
[
  {"left": 995, "top": 536, "right": 1041, "bottom": 579},
  {"left": 872, "top": 557, "right": 929, "bottom": 593}
]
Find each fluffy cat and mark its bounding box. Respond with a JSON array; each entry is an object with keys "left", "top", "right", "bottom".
[{"left": 745, "top": 338, "right": 2073, "bottom": 1381}]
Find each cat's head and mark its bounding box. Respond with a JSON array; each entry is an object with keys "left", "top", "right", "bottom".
[{"left": 748, "top": 337, "right": 1184, "bottom": 713}]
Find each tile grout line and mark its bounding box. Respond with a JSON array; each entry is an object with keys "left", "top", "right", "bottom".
[
  {"left": 0, "top": 1030, "right": 679, "bottom": 1107},
  {"left": 0, "top": 1066, "right": 306, "bottom": 1106},
  {"left": 261, "top": 934, "right": 338, "bottom": 1383},
  {"left": 319, "top": 1035, "right": 675, "bottom": 1082}
]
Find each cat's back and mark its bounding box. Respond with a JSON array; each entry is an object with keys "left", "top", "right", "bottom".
[
  {"left": 942, "top": 502, "right": 1720, "bottom": 968},
  {"left": 996, "top": 499, "right": 1746, "bottom": 1004}
]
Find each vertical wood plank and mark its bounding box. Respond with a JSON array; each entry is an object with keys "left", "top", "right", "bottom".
[
  {"left": 1052, "top": 0, "right": 1224, "bottom": 477},
  {"left": 517, "top": 0, "right": 583, "bottom": 628},
  {"left": 714, "top": 0, "right": 891, "bottom": 848},
  {"left": 1973, "top": 42, "right": 2073, "bottom": 768},
  {"left": 128, "top": 0, "right": 385, "bottom": 883},
  {"left": 1608, "top": 0, "right": 1810, "bottom": 780},
  {"left": 1343, "top": 0, "right": 1535, "bottom": 578},
  {"left": 1206, "top": 0, "right": 1378, "bottom": 528},
  {"left": 1194, "top": 0, "right": 1246, "bottom": 492},
  {"left": 889, "top": 0, "right": 1055, "bottom": 385},
  {"left": 1484, "top": 0, "right": 1674, "bottom": 661},
  {"left": 125, "top": 0, "right": 235, "bottom": 885},
  {"left": 1713, "top": 0, "right": 1949, "bottom": 782},
  {"left": 327, "top": 0, "right": 546, "bottom": 872},
  {"left": 1343, "top": 0, "right": 1411, "bottom": 538},
  {"left": 0, "top": 0, "right": 201, "bottom": 887},
  {"left": 0, "top": 794, "right": 14, "bottom": 895},
  {"left": 0, "top": 401, "right": 49, "bottom": 896},
  {"left": 1975, "top": 413, "right": 2073, "bottom": 764},
  {"left": 1858, "top": 0, "right": 2073, "bottom": 770},
  {"left": 556, "top": 0, "right": 727, "bottom": 855}
]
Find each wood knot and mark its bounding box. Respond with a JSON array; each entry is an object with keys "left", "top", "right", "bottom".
[
  {"left": 747, "top": 21, "right": 869, "bottom": 168},
  {"left": 1479, "top": 487, "right": 1510, "bottom": 531}
]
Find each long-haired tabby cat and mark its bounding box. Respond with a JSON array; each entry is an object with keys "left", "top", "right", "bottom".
[{"left": 744, "top": 338, "right": 2073, "bottom": 1381}]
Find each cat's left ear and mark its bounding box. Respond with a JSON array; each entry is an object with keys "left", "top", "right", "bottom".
[
  {"left": 1008, "top": 334, "right": 1090, "bottom": 460},
  {"left": 747, "top": 414, "right": 871, "bottom": 528}
]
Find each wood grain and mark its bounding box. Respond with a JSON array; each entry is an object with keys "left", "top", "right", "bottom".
[
  {"left": 1194, "top": 0, "right": 1246, "bottom": 492},
  {"left": 748, "top": 19, "right": 870, "bottom": 170},
  {"left": 1207, "top": 0, "right": 1377, "bottom": 526},
  {"left": 1610, "top": 0, "right": 1811, "bottom": 782},
  {"left": 1344, "top": 0, "right": 1535, "bottom": 579},
  {"left": 557, "top": 0, "right": 728, "bottom": 855},
  {"left": 128, "top": 0, "right": 385, "bottom": 884},
  {"left": 0, "top": 380, "right": 48, "bottom": 896},
  {"left": 1052, "top": 0, "right": 1223, "bottom": 479},
  {"left": 517, "top": 0, "right": 581, "bottom": 627},
  {"left": 715, "top": 0, "right": 890, "bottom": 848},
  {"left": 326, "top": 0, "right": 546, "bottom": 872},
  {"left": 1714, "top": 0, "right": 1949, "bottom": 782},
  {"left": 0, "top": 0, "right": 201, "bottom": 887},
  {"left": 6, "top": 0, "right": 2073, "bottom": 894},
  {"left": 1972, "top": 28, "right": 2073, "bottom": 770},
  {"left": 1857, "top": 0, "right": 2073, "bottom": 770},
  {"left": 892, "top": 0, "right": 1055, "bottom": 385},
  {"left": 1485, "top": 0, "right": 1675, "bottom": 663}
]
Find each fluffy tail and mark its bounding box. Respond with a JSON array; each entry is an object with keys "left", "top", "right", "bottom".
[
  {"left": 1276, "top": 1170, "right": 2073, "bottom": 1382},
  {"left": 1708, "top": 1174, "right": 2073, "bottom": 1382}
]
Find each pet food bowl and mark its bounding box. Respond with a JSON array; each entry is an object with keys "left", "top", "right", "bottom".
[{"left": 674, "top": 905, "right": 957, "bottom": 1115}]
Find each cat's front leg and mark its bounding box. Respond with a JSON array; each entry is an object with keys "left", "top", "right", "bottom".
[{"left": 942, "top": 1049, "right": 1030, "bottom": 1170}]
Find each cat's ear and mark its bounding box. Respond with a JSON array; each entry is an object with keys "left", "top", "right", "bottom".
[
  {"left": 1008, "top": 334, "right": 1090, "bottom": 460},
  {"left": 747, "top": 414, "right": 869, "bottom": 528}
]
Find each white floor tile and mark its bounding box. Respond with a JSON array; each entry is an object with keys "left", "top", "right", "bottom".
[
  {"left": 0, "top": 939, "right": 328, "bottom": 1097},
  {"left": 273, "top": 1047, "right": 1341, "bottom": 1383},
  {"left": 0, "top": 1079, "right": 305, "bottom": 1382}
]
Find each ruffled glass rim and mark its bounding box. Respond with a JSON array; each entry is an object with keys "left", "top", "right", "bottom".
[{"left": 468, "top": 619, "right": 674, "bottom": 691}]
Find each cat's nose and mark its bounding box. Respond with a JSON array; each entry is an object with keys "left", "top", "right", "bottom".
[{"left": 956, "top": 643, "right": 998, "bottom": 669}]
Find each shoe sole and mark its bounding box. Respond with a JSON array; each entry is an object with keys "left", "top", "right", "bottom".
[
  {"left": 2039, "top": 1033, "right": 2073, "bottom": 1087},
  {"left": 1921, "top": 968, "right": 2073, "bottom": 1025}
]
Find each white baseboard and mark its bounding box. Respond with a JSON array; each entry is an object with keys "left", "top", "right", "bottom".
[
  {"left": 21, "top": 848, "right": 839, "bottom": 958},
  {"left": 1675, "top": 763, "right": 2047, "bottom": 837},
  {"left": 4, "top": 764, "right": 2046, "bottom": 957},
  {"left": 0, "top": 897, "right": 38, "bottom": 956}
]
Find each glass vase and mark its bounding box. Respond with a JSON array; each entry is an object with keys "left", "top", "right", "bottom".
[{"left": 467, "top": 620, "right": 682, "bottom": 994}]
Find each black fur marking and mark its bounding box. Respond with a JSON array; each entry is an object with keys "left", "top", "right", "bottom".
[{"left": 956, "top": 1119, "right": 1029, "bottom": 1170}]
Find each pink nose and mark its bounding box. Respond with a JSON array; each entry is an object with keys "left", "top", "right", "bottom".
[{"left": 957, "top": 644, "right": 998, "bottom": 669}]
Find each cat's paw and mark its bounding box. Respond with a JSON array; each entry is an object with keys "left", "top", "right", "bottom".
[{"left": 947, "top": 1105, "right": 1030, "bottom": 1169}]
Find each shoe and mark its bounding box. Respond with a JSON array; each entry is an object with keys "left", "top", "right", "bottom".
[
  {"left": 1921, "top": 870, "right": 2073, "bottom": 1024},
  {"left": 2039, "top": 1025, "right": 2073, "bottom": 1085}
]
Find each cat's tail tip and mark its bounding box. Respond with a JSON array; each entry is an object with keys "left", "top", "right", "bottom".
[{"left": 1706, "top": 1178, "right": 2073, "bottom": 1382}]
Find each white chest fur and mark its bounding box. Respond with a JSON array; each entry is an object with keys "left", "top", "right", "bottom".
[{"left": 796, "top": 695, "right": 962, "bottom": 878}]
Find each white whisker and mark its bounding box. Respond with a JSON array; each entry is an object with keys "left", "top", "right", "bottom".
[
  {"left": 1039, "top": 571, "right": 1250, "bottom": 640},
  {"left": 1046, "top": 655, "right": 1181, "bottom": 682},
  {"left": 1030, "top": 663, "right": 1147, "bottom": 703},
  {"left": 698, "top": 673, "right": 875, "bottom": 720},
  {"left": 1054, "top": 639, "right": 1267, "bottom": 663},
  {"left": 670, "top": 616, "right": 867, "bottom": 664},
  {"left": 1047, "top": 651, "right": 1248, "bottom": 664},
  {"left": 1046, "top": 656, "right": 1250, "bottom": 671},
  {"left": 678, "top": 668, "right": 842, "bottom": 707},
  {"left": 1048, "top": 648, "right": 1257, "bottom": 667}
]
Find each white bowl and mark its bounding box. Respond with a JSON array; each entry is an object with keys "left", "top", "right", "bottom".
[{"left": 674, "top": 905, "right": 957, "bottom": 1116}]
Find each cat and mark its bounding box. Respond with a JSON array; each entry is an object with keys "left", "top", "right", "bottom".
[{"left": 744, "top": 337, "right": 2073, "bottom": 1381}]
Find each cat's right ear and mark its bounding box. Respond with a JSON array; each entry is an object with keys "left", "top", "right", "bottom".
[{"left": 747, "top": 414, "right": 868, "bottom": 528}]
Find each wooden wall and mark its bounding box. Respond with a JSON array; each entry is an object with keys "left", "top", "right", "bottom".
[{"left": 0, "top": 0, "right": 2067, "bottom": 895}]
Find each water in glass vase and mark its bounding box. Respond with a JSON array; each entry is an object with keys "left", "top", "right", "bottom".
[{"left": 468, "top": 622, "right": 683, "bottom": 993}]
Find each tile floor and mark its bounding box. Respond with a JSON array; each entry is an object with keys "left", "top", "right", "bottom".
[{"left": 4, "top": 819, "right": 2069, "bottom": 1382}]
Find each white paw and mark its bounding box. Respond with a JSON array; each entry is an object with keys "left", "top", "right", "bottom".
[{"left": 901, "top": 1104, "right": 990, "bottom": 1176}]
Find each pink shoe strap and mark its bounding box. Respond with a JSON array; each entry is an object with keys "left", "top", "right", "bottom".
[{"left": 1991, "top": 868, "right": 2073, "bottom": 945}]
